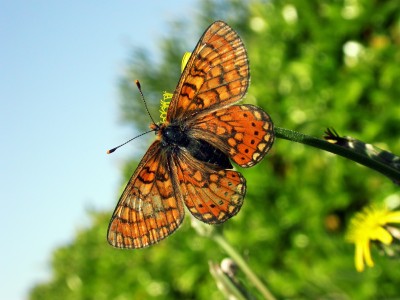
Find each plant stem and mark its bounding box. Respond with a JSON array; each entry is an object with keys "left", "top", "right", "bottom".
[
  {"left": 274, "top": 127, "right": 400, "bottom": 182},
  {"left": 212, "top": 232, "right": 276, "bottom": 300}
]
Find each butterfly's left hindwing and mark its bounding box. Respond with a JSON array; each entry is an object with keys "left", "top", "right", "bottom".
[{"left": 172, "top": 149, "right": 246, "bottom": 224}]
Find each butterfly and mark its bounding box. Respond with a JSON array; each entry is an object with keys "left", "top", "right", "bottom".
[{"left": 107, "top": 20, "right": 274, "bottom": 249}]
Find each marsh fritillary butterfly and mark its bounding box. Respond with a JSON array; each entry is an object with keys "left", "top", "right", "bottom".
[{"left": 107, "top": 21, "right": 274, "bottom": 248}]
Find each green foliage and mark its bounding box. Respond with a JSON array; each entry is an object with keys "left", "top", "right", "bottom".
[{"left": 30, "top": 0, "right": 400, "bottom": 299}]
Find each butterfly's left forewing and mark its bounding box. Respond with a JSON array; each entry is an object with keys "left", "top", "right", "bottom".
[
  {"left": 107, "top": 141, "right": 185, "bottom": 249},
  {"left": 167, "top": 21, "right": 249, "bottom": 122}
]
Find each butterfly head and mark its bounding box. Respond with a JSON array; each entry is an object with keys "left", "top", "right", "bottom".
[{"left": 150, "top": 122, "right": 161, "bottom": 131}]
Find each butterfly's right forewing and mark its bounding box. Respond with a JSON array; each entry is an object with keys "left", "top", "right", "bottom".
[{"left": 167, "top": 21, "right": 250, "bottom": 122}]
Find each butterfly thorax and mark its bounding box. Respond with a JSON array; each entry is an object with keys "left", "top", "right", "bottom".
[
  {"left": 161, "top": 124, "right": 190, "bottom": 147},
  {"left": 159, "top": 122, "right": 232, "bottom": 169}
]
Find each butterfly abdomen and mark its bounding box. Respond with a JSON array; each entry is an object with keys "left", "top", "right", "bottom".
[{"left": 187, "top": 139, "right": 232, "bottom": 169}]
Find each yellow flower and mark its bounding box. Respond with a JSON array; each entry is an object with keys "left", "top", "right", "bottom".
[
  {"left": 181, "top": 52, "right": 192, "bottom": 72},
  {"left": 346, "top": 205, "right": 400, "bottom": 272},
  {"left": 158, "top": 52, "right": 192, "bottom": 123},
  {"left": 159, "top": 92, "right": 173, "bottom": 123}
]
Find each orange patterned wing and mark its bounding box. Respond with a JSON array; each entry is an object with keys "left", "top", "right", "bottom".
[
  {"left": 166, "top": 21, "right": 249, "bottom": 122},
  {"left": 190, "top": 104, "right": 274, "bottom": 167},
  {"left": 107, "top": 141, "right": 184, "bottom": 249},
  {"left": 172, "top": 149, "right": 246, "bottom": 224}
]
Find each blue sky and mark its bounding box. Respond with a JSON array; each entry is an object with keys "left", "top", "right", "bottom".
[{"left": 0, "top": 1, "right": 197, "bottom": 299}]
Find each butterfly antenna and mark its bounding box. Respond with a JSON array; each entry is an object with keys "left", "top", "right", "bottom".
[
  {"left": 135, "top": 80, "right": 158, "bottom": 127},
  {"left": 107, "top": 80, "right": 159, "bottom": 154},
  {"left": 106, "top": 129, "right": 154, "bottom": 154}
]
